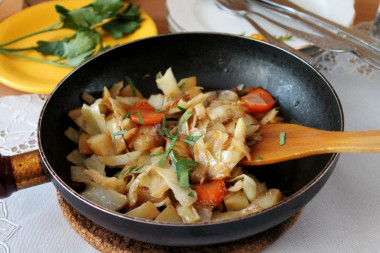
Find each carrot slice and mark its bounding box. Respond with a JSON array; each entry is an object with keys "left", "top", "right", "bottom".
[
  {"left": 241, "top": 88, "right": 275, "bottom": 113},
  {"left": 195, "top": 180, "right": 227, "bottom": 207},
  {"left": 248, "top": 33, "right": 266, "bottom": 42},
  {"left": 129, "top": 102, "right": 164, "bottom": 125}
]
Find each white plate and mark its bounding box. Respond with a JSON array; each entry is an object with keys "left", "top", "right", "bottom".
[{"left": 166, "top": 0, "right": 355, "bottom": 49}]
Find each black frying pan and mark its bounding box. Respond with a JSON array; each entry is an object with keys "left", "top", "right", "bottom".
[{"left": 0, "top": 33, "right": 343, "bottom": 246}]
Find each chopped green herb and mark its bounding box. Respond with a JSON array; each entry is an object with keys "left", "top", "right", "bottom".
[
  {"left": 158, "top": 116, "right": 175, "bottom": 140},
  {"left": 112, "top": 129, "right": 127, "bottom": 142},
  {"left": 185, "top": 135, "right": 202, "bottom": 146},
  {"left": 175, "top": 158, "right": 199, "bottom": 180},
  {"left": 178, "top": 82, "right": 186, "bottom": 90},
  {"left": 188, "top": 191, "right": 195, "bottom": 197},
  {"left": 130, "top": 164, "right": 145, "bottom": 174},
  {"left": 256, "top": 157, "right": 263, "bottom": 161},
  {"left": 125, "top": 76, "right": 136, "bottom": 97},
  {"left": 177, "top": 105, "right": 186, "bottom": 112},
  {"left": 125, "top": 111, "right": 136, "bottom": 118},
  {"left": 157, "top": 111, "right": 196, "bottom": 190},
  {"left": 158, "top": 135, "right": 178, "bottom": 166},
  {"left": 278, "top": 35, "right": 293, "bottom": 42},
  {"left": 179, "top": 168, "right": 191, "bottom": 189},
  {"left": 179, "top": 111, "right": 192, "bottom": 128},
  {"left": 279, "top": 132, "right": 286, "bottom": 146},
  {"left": 137, "top": 110, "right": 144, "bottom": 124},
  {"left": 154, "top": 108, "right": 162, "bottom": 113},
  {"left": 114, "top": 164, "right": 134, "bottom": 177},
  {"left": 169, "top": 150, "right": 178, "bottom": 164},
  {"left": 115, "top": 164, "right": 144, "bottom": 177},
  {"left": 156, "top": 71, "right": 162, "bottom": 79},
  {"left": 149, "top": 151, "right": 166, "bottom": 157},
  {"left": 203, "top": 202, "right": 217, "bottom": 206}
]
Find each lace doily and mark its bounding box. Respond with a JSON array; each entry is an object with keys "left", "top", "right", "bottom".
[
  {"left": 0, "top": 201, "right": 19, "bottom": 253},
  {"left": 315, "top": 21, "right": 380, "bottom": 79},
  {"left": 0, "top": 94, "right": 47, "bottom": 156}
]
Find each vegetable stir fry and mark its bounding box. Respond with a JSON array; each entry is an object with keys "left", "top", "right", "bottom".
[{"left": 65, "top": 68, "right": 285, "bottom": 223}]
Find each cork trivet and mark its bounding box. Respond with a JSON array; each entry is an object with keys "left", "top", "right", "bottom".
[{"left": 58, "top": 193, "right": 302, "bottom": 253}]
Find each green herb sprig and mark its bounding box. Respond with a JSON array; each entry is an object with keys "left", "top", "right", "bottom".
[
  {"left": 115, "top": 164, "right": 144, "bottom": 177},
  {"left": 156, "top": 111, "right": 200, "bottom": 189},
  {"left": 277, "top": 35, "right": 293, "bottom": 42},
  {"left": 0, "top": 0, "right": 143, "bottom": 67}
]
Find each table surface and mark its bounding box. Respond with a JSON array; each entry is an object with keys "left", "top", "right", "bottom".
[{"left": 1, "top": 1, "right": 380, "bottom": 253}]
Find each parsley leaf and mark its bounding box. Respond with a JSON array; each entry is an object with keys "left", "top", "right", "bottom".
[
  {"left": 91, "top": 0, "right": 124, "bottom": 18},
  {"left": 0, "top": 2, "right": 143, "bottom": 67},
  {"left": 35, "top": 38, "right": 69, "bottom": 57},
  {"left": 57, "top": 5, "right": 103, "bottom": 30},
  {"left": 101, "top": 4, "right": 142, "bottom": 39},
  {"left": 102, "top": 20, "right": 140, "bottom": 39},
  {"left": 61, "top": 30, "right": 101, "bottom": 59}
]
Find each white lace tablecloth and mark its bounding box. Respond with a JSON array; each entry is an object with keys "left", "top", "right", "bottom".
[{"left": 1, "top": 51, "right": 380, "bottom": 253}]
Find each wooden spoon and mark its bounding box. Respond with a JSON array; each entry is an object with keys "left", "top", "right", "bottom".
[{"left": 239, "top": 124, "right": 380, "bottom": 166}]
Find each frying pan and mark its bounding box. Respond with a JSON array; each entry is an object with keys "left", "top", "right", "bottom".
[{"left": 0, "top": 33, "right": 343, "bottom": 246}]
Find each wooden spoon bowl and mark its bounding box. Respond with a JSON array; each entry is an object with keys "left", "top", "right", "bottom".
[{"left": 240, "top": 124, "right": 380, "bottom": 166}]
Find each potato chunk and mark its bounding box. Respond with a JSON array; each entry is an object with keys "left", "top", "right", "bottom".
[
  {"left": 224, "top": 191, "right": 250, "bottom": 211},
  {"left": 126, "top": 201, "right": 160, "bottom": 220},
  {"left": 155, "top": 205, "right": 182, "bottom": 223},
  {"left": 253, "top": 189, "right": 284, "bottom": 209},
  {"left": 86, "top": 133, "right": 116, "bottom": 156},
  {"left": 131, "top": 125, "right": 164, "bottom": 151}
]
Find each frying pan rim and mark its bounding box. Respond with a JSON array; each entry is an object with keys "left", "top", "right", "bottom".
[{"left": 37, "top": 32, "right": 344, "bottom": 227}]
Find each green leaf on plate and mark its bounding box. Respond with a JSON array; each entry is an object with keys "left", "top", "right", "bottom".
[{"left": 91, "top": 0, "right": 124, "bottom": 18}]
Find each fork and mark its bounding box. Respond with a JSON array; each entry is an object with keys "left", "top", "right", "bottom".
[
  {"left": 216, "top": 0, "right": 380, "bottom": 69},
  {"left": 215, "top": 0, "right": 313, "bottom": 63},
  {"left": 250, "top": 0, "right": 380, "bottom": 70}
]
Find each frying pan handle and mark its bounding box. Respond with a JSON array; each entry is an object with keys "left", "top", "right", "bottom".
[{"left": 0, "top": 150, "right": 48, "bottom": 198}]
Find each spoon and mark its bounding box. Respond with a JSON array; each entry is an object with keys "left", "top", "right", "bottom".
[{"left": 239, "top": 124, "right": 380, "bottom": 166}]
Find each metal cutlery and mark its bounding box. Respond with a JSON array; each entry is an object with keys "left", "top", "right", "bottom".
[
  {"left": 216, "top": 0, "right": 313, "bottom": 62},
  {"left": 249, "top": 0, "right": 380, "bottom": 69},
  {"left": 216, "top": 0, "right": 380, "bottom": 69},
  {"left": 371, "top": 4, "right": 380, "bottom": 39},
  {"left": 247, "top": 10, "right": 356, "bottom": 53},
  {"left": 255, "top": 0, "right": 380, "bottom": 53}
]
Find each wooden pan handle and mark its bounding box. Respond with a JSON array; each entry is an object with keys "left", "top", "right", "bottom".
[{"left": 0, "top": 150, "right": 48, "bottom": 198}]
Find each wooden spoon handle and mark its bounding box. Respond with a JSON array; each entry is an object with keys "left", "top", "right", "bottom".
[
  {"left": 0, "top": 150, "right": 48, "bottom": 198},
  {"left": 240, "top": 124, "right": 380, "bottom": 166}
]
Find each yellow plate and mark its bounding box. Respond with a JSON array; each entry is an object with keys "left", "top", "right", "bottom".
[{"left": 0, "top": 0, "right": 158, "bottom": 94}]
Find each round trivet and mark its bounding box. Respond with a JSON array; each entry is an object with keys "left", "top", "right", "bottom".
[{"left": 57, "top": 193, "right": 302, "bottom": 253}]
